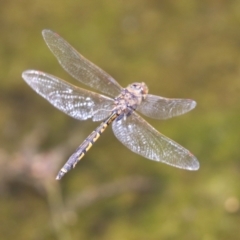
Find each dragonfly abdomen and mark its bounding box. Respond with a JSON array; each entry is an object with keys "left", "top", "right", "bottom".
[{"left": 56, "top": 113, "right": 117, "bottom": 180}]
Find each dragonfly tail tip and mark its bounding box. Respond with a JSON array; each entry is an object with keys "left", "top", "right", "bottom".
[
  {"left": 56, "top": 174, "right": 62, "bottom": 180},
  {"left": 56, "top": 176, "right": 60, "bottom": 180},
  {"left": 56, "top": 170, "right": 66, "bottom": 180}
]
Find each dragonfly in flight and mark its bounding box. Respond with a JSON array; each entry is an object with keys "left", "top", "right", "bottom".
[{"left": 22, "top": 30, "right": 199, "bottom": 180}]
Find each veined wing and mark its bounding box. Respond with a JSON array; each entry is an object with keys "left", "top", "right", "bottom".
[
  {"left": 112, "top": 112, "right": 199, "bottom": 170},
  {"left": 22, "top": 70, "right": 114, "bottom": 122},
  {"left": 137, "top": 94, "right": 196, "bottom": 119},
  {"left": 42, "top": 29, "right": 122, "bottom": 97}
]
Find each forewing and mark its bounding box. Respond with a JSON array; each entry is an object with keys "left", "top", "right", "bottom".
[
  {"left": 42, "top": 29, "right": 122, "bottom": 97},
  {"left": 137, "top": 94, "right": 196, "bottom": 119},
  {"left": 112, "top": 112, "right": 199, "bottom": 170},
  {"left": 22, "top": 70, "right": 114, "bottom": 121}
]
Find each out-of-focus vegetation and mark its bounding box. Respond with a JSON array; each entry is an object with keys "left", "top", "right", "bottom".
[{"left": 0, "top": 0, "right": 240, "bottom": 239}]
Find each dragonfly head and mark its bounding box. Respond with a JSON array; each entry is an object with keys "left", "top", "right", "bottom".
[{"left": 127, "top": 82, "right": 148, "bottom": 100}]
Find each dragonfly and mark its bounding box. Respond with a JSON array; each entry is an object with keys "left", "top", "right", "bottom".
[{"left": 22, "top": 30, "right": 199, "bottom": 180}]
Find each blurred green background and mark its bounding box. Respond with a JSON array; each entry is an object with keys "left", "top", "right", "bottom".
[{"left": 0, "top": 0, "right": 240, "bottom": 239}]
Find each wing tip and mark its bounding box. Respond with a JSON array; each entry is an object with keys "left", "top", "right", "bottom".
[
  {"left": 190, "top": 100, "right": 197, "bottom": 110},
  {"left": 22, "top": 71, "right": 27, "bottom": 79},
  {"left": 42, "top": 29, "right": 52, "bottom": 37},
  {"left": 22, "top": 70, "right": 39, "bottom": 79},
  {"left": 22, "top": 70, "right": 32, "bottom": 82},
  {"left": 187, "top": 155, "right": 200, "bottom": 171}
]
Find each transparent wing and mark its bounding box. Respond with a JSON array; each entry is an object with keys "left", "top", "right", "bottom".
[
  {"left": 42, "top": 29, "right": 122, "bottom": 97},
  {"left": 22, "top": 70, "right": 114, "bottom": 122},
  {"left": 112, "top": 112, "right": 199, "bottom": 170},
  {"left": 137, "top": 94, "right": 196, "bottom": 119}
]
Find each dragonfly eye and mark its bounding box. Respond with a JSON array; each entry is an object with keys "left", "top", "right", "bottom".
[
  {"left": 128, "top": 82, "right": 148, "bottom": 98},
  {"left": 132, "top": 83, "right": 139, "bottom": 88},
  {"left": 140, "top": 82, "right": 148, "bottom": 96},
  {"left": 130, "top": 83, "right": 141, "bottom": 90}
]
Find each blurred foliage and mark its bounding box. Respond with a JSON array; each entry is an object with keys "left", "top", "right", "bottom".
[{"left": 0, "top": 0, "right": 240, "bottom": 239}]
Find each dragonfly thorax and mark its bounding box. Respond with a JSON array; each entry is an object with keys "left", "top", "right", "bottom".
[{"left": 113, "top": 82, "right": 148, "bottom": 119}]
